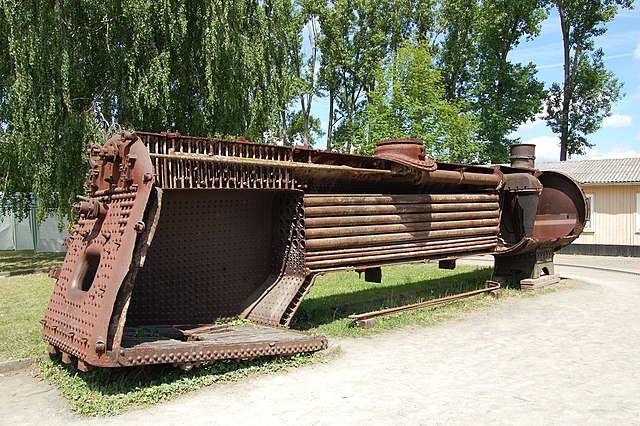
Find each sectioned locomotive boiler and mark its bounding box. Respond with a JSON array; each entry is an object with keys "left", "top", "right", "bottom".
[{"left": 42, "top": 132, "right": 586, "bottom": 370}]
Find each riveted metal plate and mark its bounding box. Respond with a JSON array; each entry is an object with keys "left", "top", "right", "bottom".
[
  {"left": 126, "top": 189, "right": 276, "bottom": 325},
  {"left": 42, "top": 133, "right": 155, "bottom": 367},
  {"left": 117, "top": 325, "right": 327, "bottom": 367}
]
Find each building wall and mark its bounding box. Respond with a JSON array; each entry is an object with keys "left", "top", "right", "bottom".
[
  {"left": 575, "top": 184, "right": 640, "bottom": 246},
  {"left": 559, "top": 183, "right": 640, "bottom": 256}
]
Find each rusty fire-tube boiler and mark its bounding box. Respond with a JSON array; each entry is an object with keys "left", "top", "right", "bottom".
[{"left": 42, "top": 132, "right": 586, "bottom": 370}]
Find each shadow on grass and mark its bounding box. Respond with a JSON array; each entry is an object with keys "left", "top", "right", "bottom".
[
  {"left": 293, "top": 268, "right": 493, "bottom": 331},
  {"left": 0, "top": 250, "right": 65, "bottom": 272}
]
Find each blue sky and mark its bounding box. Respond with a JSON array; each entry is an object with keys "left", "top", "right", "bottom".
[
  {"left": 510, "top": 6, "right": 640, "bottom": 162},
  {"left": 308, "top": 6, "right": 640, "bottom": 162}
]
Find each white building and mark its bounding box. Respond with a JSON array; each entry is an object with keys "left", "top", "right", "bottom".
[{"left": 538, "top": 158, "right": 640, "bottom": 257}]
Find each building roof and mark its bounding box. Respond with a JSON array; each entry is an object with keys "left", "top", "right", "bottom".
[{"left": 536, "top": 157, "right": 640, "bottom": 184}]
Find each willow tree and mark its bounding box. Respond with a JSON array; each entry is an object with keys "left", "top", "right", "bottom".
[
  {"left": 0, "top": 1, "right": 104, "bottom": 221},
  {"left": 0, "top": 0, "right": 297, "bottom": 220}
]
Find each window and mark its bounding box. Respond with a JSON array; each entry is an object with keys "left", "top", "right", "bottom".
[{"left": 584, "top": 194, "right": 594, "bottom": 232}]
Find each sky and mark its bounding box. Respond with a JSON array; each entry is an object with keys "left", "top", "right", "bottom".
[
  {"left": 308, "top": 5, "right": 640, "bottom": 163},
  {"left": 509, "top": 6, "right": 640, "bottom": 162}
]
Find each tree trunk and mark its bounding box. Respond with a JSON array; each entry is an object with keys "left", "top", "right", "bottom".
[
  {"left": 281, "top": 109, "right": 289, "bottom": 146},
  {"left": 558, "top": 1, "right": 570, "bottom": 161},
  {"left": 327, "top": 89, "right": 334, "bottom": 151},
  {"left": 303, "top": 106, "right": 310, "bottom": 147}
]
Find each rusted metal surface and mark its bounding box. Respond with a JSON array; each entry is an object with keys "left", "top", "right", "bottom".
[
  {"left": 42, "top": 132, "right": 156, "bottom": 367},
  {"left": 492, "top": 145, "right": 587, "bottom": 282},
  {"left": 509, "top": 143, "right": 536, "bottom": 169},
  {"left": 118, "top": 325, "right": 326, "bottom": 368},
  {"left": 42, "top": 134, "right": 586, "bottom": 369},
  {"left": 373, "top": 138, "right": 437, "bottom": 171}
]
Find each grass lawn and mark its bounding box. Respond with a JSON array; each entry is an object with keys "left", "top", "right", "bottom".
[
  {"left": 294, "top": 263, "right": 538, "bottom": 337},
  {"left": 39, "top": 352, "right": 323, "bottom": 417},
  {"left": 0, "top": 273, "right": 54, "bottom": 360},
  {"left": 0, "top": 250, "right": 65, "bottom": 273}
]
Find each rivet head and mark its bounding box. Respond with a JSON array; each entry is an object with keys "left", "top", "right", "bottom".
[{"left": 134, "top": 221, "right": 146, "bottom": 233}]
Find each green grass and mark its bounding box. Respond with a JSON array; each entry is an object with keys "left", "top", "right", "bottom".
[
  {"left": 0, "top": 250, "right": 65, "bottom": 273},
  {"left": 0, "top": 273, "right": 55, "bottom": 360},
  {"left": 39, "top": 352, "right": 325, "bottom": 417},
  {"left": 294, "top": 263, "right": 559, "bottom": 337}
]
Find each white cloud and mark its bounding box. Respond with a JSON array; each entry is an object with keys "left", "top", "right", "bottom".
[
  {"left": 633, "top": 43, "right": 640, "bottom": 60},
  {"left": 518, "top": 119, "right": 545, "bottom": 131},
  {"left": 600, "top": 149, "right": 640, "bottom": 159},
  {"left": 576, "top": 147, "right": 640, "bottom": 160},
  {"left": 525, "top": 135, "right": 561, "bottom": 162},
  {"left": 603, "top": 114, "right": 633, "bottom": 128}
]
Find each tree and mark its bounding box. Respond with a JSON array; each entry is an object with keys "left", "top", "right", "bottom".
[
  {"left": 285, "top": 110, "right": 326, "bottom": 146},
  {"left": 546, "top": 0, "right": 632, "bottom": 161},
  {"left": 473, "top": 0, "right": 547, "bottom": 163},
  {"left": 265, "top": 0, "right": 305, "bottom": 145},
  {"left": 317, "top": 0, "right": 390, "bottom": 153},
  {"left": 290, "top": 1, "right": 322, "bottom": 147},
  {"left": 0, "top": 0, "right": 105, "bottom": 221},
  {"left": 438, "top": 0, "right": 480, "bottom": 102},
  {"left": 364, "top": 42, "right": 480, "bottom": 162},
  {"left": 0, "top": 0, "right": 298, "bottom": 220}
]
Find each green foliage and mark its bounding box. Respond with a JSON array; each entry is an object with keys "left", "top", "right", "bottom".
[
  {"left": 319, "top": 0, "right": 550, "bottom": 163},
  {"left": 0, "top": 0, "right": 299, "bottom": 220},
  {"left": 546, "top": 0, "right": 632, "bottom": 160},
  {"left": 473, "top": 0, "right": 547, "bottom": 163},
  {"left": 286, "top": 110, "right": 325, "bottom": 147},
  {"left": 439, "top": 0, "right": 480, "bottom": 101},
  {"left": 288, "top": 0, "right": 323, "bottom": 147},
  {"left": 546, "top": 49, "right": 623, "bottom": 157},
  {"left": 437, "top": 0, "right": 549, "bottom": 164},
  {"left": 362, "top": 42, "right": 481, "bottom": 162},
  {"left": 2, "top": 0, "right": 628, "bottom": 215},
  {"left": 317, "top": 0, "right": 390, "bottom": 152}
]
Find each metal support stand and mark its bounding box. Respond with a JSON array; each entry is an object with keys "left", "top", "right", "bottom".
[{"left": 493, "top": 246, "right": 560, "bottom": 290}]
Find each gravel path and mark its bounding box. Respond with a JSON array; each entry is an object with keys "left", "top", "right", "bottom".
[{"left": 1, "top": 254, "right": 639, "bottom": 425}]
